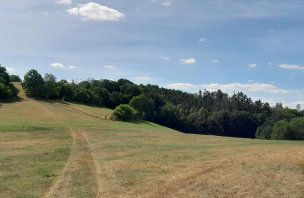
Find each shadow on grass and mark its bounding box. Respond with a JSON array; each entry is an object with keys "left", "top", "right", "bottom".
[
  {"left": 60, "top": 100, "right": 109, "bottom": 109},
  {"left": 30, "top": 98, "right": 110, "bottom": 121},
  {"left": 0, "top": 96, "right": 23, "bottom": 104}
]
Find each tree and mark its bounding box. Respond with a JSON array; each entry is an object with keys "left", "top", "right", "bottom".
[
  {"left": 112, "top": 104, "right": 138, "bottom": 121},
  {"left": 43, "top": 74, "right": 60, "bottom": 99},
  {"left": 289, "top": 118, "right": 304, "bottom": 140},
  {"left": 271, "top": 120, "right": 292, "bottom": 140},
  {"left": 296, "top": 104, "right": 301, "bottom": 112},
  {"left": 73, "top": 87, "right": 95, "bottom": 103},
  {"left": 0, "top": 66, "right": 10, "bottom": 86},
  {"left": 9, "top": 75, "right": 21, "bottom": 82},
  {"left": 0, "top": 66, "right": 19, "bottom": 99},
  {"left": 129, "top": 94, "right": 155, "bottom": 120},
  {"left": 157, "top": 103, "right": 183, "bottom": 130},
  {"left": 23, "top": 69, "right": 45, "bottom": 97},
  {"left": 57, "top": 80, "right": 74, "bottom": 100}
]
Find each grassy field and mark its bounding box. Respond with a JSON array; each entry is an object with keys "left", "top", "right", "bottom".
[{"left": 1, "top": 84, "right": 304, "bottom": 198}]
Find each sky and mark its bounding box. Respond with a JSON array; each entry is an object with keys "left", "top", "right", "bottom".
[{"left": 0, "top": 0, "right": 304, "bottom": 108}]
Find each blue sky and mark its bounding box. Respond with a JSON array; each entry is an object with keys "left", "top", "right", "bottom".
[{"left": 1, "top": 0, "right": 303, "bottom": 108}]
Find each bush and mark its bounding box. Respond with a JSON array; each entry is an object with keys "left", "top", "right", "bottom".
[
  {"left": 0, "top": 83, "right": 12, "bottom": 98},
  {"left": 112, "top": 104, "right": 139, "bottom": 121}
]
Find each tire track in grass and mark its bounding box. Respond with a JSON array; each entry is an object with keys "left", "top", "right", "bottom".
[
  {"left": 75, "top": 128, "right": 103, "bottom": 197},
  {"left": 28, "top": 99, "right": 97, "bottom": 198},
  {"left": 56, "top": 102, "right": 109, "bottom": 197}
]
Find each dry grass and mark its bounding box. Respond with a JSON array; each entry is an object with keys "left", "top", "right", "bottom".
[{"left": 1, "top": 83, "right": 304, "bottom": 197}]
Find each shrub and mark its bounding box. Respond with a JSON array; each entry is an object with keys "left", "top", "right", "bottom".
[
  {"left": 0, "top": 83, "right": 12, "bottom": 98},
  {"left": 112, "top": 104, "right": 139, "bottom": 121}
]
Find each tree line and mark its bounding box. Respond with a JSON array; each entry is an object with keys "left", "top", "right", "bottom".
[
  {"left": 2, "top": 67, "right": 304, "bottom": 140},
  {"left": 0, "top": 66, "right": 19, "bottom": 99}
]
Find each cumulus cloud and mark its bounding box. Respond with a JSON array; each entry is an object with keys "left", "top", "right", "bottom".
[
  {"left": 278, "top": 64, "right": 304, "bottom": 70},
  {"left": 211, "top": 60, "right": 219, "bottom": 63},
  {"left": 56, "top": 0, "right": 72, "bottom": 5},
  {"left": 104, "top": 65, "right": 116, "bottom": 69},
  {"left": 248, "top": 63, "right": 257, "bottom": 68},
  {"left": 51, "top": 63, "right": 65, "bottom": 69},
  {"left": 202, "top": 83, "right": 289, "bottom": 94},
  {"left": 166, "top": 82, "right": 304, "bottom": 108},
  {"left": 166, "top": 82, "right": 291, "bottom": 95},
  {"left": 180, "top": 58, "right": 197, "bottom": 64},
  {"left": 67, "top": 2, "right": 125, "bottom": 22},
  {"left": 51, "top": 63, "right": 77, "bottom": 69}
]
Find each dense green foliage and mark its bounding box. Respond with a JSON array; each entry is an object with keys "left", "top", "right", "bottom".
[
  {"left": 9, "top": 75, "right": 22, "bottom": 82},
  {"left": 113, "top": 104, "right": 139, "bottom": 121},
  {"left": 23, "top": 70, "right": 45, "bottom": 97},
  {"left": 129, "top": 94, "right": 155, "bottom": 120},
  {"left": 21, "top": 69, "right": 304, "bottom": 140},
  {"left": 0, "top": 66, "right": 19, "bottom": 99},
  {"left": 256, "top": 106, "right": 304, "bottom": 140}
]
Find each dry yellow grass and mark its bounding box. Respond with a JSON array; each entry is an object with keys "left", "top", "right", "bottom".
[{"left": 1, "top": 83, "right": 304, "bottom": 197}]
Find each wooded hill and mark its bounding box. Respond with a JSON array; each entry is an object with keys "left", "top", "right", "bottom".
[{"left": 1, "top": 67, "right": 304, "bottom": 140}]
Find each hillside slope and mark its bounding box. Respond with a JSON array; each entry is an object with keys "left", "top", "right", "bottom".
[{"left": 1, "top": 84, "right": 304, "bottom": 198}]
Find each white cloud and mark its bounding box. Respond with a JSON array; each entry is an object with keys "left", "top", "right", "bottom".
[
  {"left": 162, "top": 1, "right": 172, "bottom": 7},
  {"left": 50, "top": 63, "right": 77, "bottom": 70},
  {"left": 56, "top": 0, "right": 72, "bottom": 5},
  {"left": 166, "top": 82, "right": 290, "bottom": 95},
  {"left": 67, "top": 7, "right": 78, "bottom": 15},
  {"left": 67, "top": 2, "right": 125, "bottom": 22},
  {"left": 211, "top": 60, "right": 219, "bottom": 63},
  {"left": 104, "top": 65, "right": 116, "bottom": 69},
  {"left": 165, "top": 82, "right": 304, "bottom": 108},
  {"left": 202, "top": 83, "right": 289, "bottom": 94},
  {"left": 199, "top": 38, "right": 206, "bottom": 42},
  {"left": 160, "top": 56, "right": 170, "bottom": 61},
  {"left": 180, "top": 58, "right": 197, "bottom": 64},
  {"left": 248, "top": 63, "right": 257, "bottom": 68},
  {"left": 51, "top": 63, "right": 65, "bottom": 69},
  {"left": 278, "top": 64, "right": 304, "bottom": 70}
]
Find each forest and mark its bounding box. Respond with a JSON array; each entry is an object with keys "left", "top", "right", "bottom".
[{"left": 1, "top": 66, "right": 304, "bottom": 140}]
